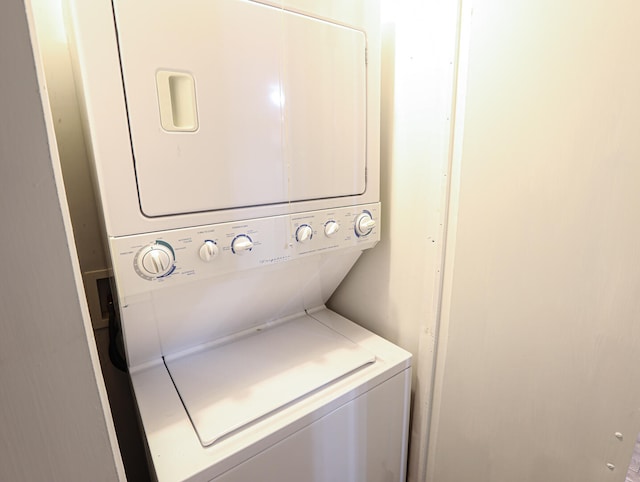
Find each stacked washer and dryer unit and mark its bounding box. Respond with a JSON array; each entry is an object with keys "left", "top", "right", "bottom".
[{"left": 67, "top": 0, "right": 411, "bottom": 480}]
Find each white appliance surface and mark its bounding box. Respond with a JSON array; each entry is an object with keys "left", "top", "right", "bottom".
[
  {"left": 113, "top": 0, "right": 367, "bottom": 217},
  {"left": 111, "top": 204, "right": 380, "bottom": 368},
  {"left": 132, "top": 308, "right": 411, "bottom": 482},
  {"left": 165, "top": 315, "right": 375, "bottom": 447},
  {"left": 65, "top": 0, "right": 381, "bottom": 236}
]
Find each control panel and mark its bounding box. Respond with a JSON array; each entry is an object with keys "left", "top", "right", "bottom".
[{"left": 110, "top": 203, "right": 380, "bottom": 295}]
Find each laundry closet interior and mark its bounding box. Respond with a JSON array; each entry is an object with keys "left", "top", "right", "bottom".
[{"left": 18, "top": 0, "right": 640, "bottom": 481}]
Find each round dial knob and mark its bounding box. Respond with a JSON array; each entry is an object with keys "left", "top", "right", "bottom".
[
  {"left": 231, "top": 234, "right": 253, "bottom": 255},
  {"left": 199, "top": 240, "right": 219, "bottom": 262},
  {"left": 324, "top": 220, "right": 340, "bottom": 238},
  {"left": 135, "top": 241, "right": 175, "bottom": 279},
  {"left": 355, "top": 212, "right": 376, "bottom": 237},
  {"left": 296, "top": 224, "right": 313, "bottom": 243}
]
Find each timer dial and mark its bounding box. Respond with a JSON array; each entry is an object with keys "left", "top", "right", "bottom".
[{"left": 135, "top": 241, "right": 175, "bottom": 279}]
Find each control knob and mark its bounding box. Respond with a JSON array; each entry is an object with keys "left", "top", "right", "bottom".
[
  {"left": 295, "top": 224, "right": 313, "bottom": 243},
  {"left": 354, "top": 212, "right": 376, "bottom": 237},
  {"left": 231, "top": 234, "right": 253, "bottom": 255},
  {"left": 135, "top": 241, "right": 175, "bottom": 279},
  {"left": 199, "top": 240, "right": 219, "bottom": 262},
  {"left": 324, "top": 220, "right": 340, "bottom": 238}
]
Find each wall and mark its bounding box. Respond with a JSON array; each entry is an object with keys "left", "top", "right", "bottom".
[
  {"left": 29, "top": 0, "right": 106, "bottom": 276},
  {"left": 427, "top": 0, "right": 640, "bottom": 481},
  {"left": 30, "top": 0, "right": 109, "bottom": 331},
  {"left": 0, "top": 0, "right": 123, "bottom": 480}
]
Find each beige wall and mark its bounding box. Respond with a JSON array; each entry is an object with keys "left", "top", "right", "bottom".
[
  {"left": 0, "top": 0, "right": 123, "bottom": 479},
  {"left": 31, "top": 0, "right": 106, "bottom": 276},
  {"left": 428, "top": 0, "right": 640, "bottom": 481},
  {"left": 31, "top": 0, "right": 110, "bottom": 330}
]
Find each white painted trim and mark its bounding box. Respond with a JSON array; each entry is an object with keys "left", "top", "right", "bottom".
[
  {"left": 408, "top": 0, "right": 464, "bottom": 480},
  {"left": 425, "top": 1, "right": 474, "bottom": 480}
]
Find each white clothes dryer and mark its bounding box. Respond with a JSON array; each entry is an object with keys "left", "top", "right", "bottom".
[{"left": 65, "top": 0, "right": 411, "bottom": 480}]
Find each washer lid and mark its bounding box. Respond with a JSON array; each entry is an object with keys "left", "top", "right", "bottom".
[{"left": 164, "top": 315, "right": 375, "bottom": 447}]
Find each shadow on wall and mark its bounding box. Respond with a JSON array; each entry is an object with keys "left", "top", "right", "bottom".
[{"left": 328, "top": 21, "right": 397, "bottom": 344}]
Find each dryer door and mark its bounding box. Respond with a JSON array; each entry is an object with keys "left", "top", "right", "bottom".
[{"left": 113, "top": 0, "right": 367, "bottom": 217}]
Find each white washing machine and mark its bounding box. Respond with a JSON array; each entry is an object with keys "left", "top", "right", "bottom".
[{"left": 66, "top": 0, "right": 411, "bottom": 480}]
